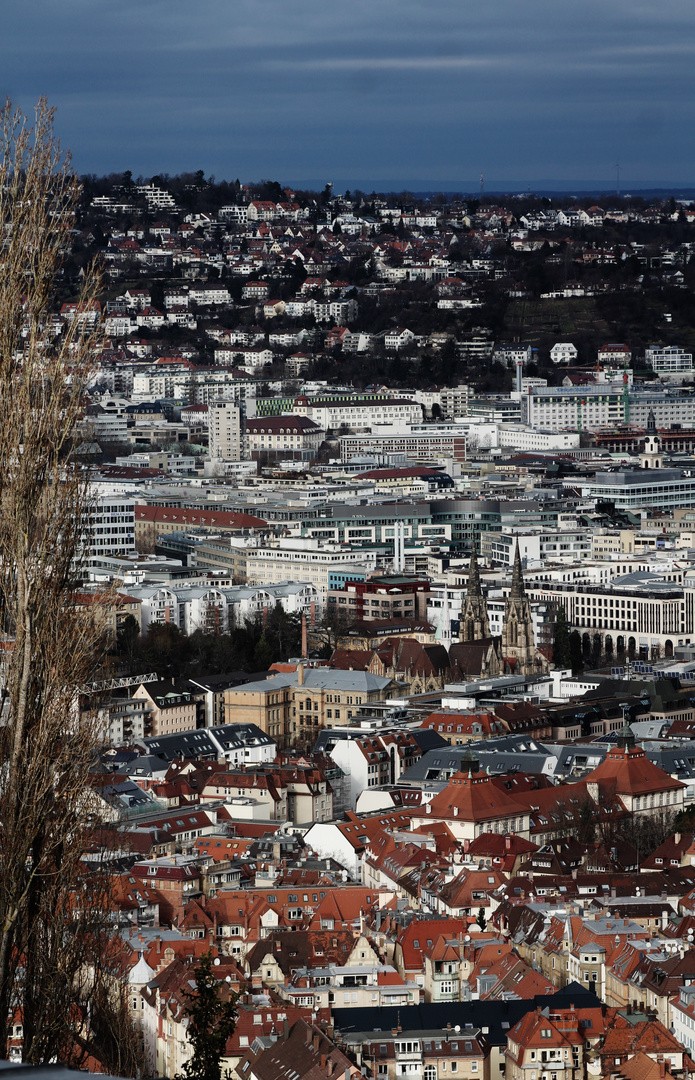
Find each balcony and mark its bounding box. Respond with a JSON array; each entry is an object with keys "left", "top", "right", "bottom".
[{"left": 395, "top": 1043, "right": 422, "bottom": 1065}]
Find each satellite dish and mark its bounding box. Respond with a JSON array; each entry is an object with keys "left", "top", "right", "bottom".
[
  {"left": 455, "top": 1026, "right": 461, "bottom": 1034},
  {"left": 213, "top": 957, "right": 221, "bottom": 966}
]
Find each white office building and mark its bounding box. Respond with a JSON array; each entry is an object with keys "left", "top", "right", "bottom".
[
  {"left": 525, "top": 572, "right": 695, "bottom": 659},
  {"left": 84, "top": 494, "right": 136, "bottom": 557},
  {"left": 522, "top": 385, "right": 695, "bottom": 432},
  {"left": 573, "top": 468, "right": 695, "bottom": 511},
  {"left": 246, "top": 541, "right": 376, "bottom": 596},
  {"left": 645, "top": 345, "right": 694, "bottom": 372}
]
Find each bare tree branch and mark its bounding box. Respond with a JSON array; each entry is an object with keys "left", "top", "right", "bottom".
[{"left": 0, "top": 97, "right": 113, "bottom": 1065}]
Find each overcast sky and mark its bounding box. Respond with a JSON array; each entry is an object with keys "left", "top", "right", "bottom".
[{"left": 3, "top": 0, "right": 695, "bottom": 191}]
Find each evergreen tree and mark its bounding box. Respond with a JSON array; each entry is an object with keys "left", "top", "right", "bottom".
[
  {"left": 178, "top": 952, "right": 238, "bottom": 1080},
  {"left": 253, "top": 632, "right": 274, "bottom": 671},
  {"left": 569, "top": 630, "right": 584, "bottom": 674},
  {"left": 552, "top": 605, "right": 571, "bottom": 669},
  {"left": 476, "top": 907, "right": 487, "bottom": 931}
]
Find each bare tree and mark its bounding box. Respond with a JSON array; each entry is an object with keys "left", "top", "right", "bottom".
[
  {"left": 310, "top": 605, "right": 353, "bottom": 657},
  {"left": 0, "top": 99, "right": 111, "bottom": 1063}
]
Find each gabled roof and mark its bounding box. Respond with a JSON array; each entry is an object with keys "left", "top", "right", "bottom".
[
  {"left": 642, "top": 832, "right": 693, "bottom": 871},
  {"left": 600, "top": 1012, "right": 685, "bottom": 1059}
]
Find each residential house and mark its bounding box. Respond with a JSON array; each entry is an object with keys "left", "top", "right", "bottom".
[{"left": 132, "top": 681, "right": 198, "bottom": 738}]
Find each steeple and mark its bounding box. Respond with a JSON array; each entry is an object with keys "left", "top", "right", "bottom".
[
  {"left": 436, "top": 587, "right": 452, "bottom": 643},
  {"left": 468, "top": 546, "right": 482, "bottom": 598},
  {"left": 460, "top": 547, "right": 490, "bottom": 641},
  {"left": 501, "top": 538, "right": 548, "bottom": 676},
  {"left": 460, "top": 744, "right": 480, "bottom": 776},
  {"left": 641, "top": 410, "right": 662, "bottom": 469},
  {"left": 510, "top": 540, "right": 526, "bottom": 599},
  {"left": 617, "top": 708, "right": 636, "bottom": 750}
]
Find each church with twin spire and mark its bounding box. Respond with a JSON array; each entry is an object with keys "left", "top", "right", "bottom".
[{"left": 454, "top": 541, "right": 549, "bottom": 678}]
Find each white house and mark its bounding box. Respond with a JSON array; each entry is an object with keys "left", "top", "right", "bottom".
[
  {"left": 550, "top": 342, "right": 578, "bottom": 364},
  {"left": 384, "top": 327, "right": 416, "bottom": 351}
]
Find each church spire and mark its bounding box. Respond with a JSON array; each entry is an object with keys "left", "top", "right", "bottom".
[
  {"left": 467, "top": 546, "right": 482, "bottom": 599},
  {"left": 460, "top": 546, "right": 490, "bottom": 641},
  {"left": 510, "top": 540, "right": 526, "bottom": 599},
  {"left": 500, "top": 538, "right": 548, "bottom": 677}
]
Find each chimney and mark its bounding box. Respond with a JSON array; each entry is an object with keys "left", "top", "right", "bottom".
[
  {"left": 301, "top": 614, "right": 308, "bottom": 658},
  {"left": 314, "top": 1033, "right": 321, "bottom": 1053},
  {"left": 298, "top": 663, "right": 305, "bottom": 686}
]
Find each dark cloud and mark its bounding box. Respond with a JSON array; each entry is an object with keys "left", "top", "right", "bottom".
[{"left": 1, "top": 0, "right": 694, "bottom": 187}]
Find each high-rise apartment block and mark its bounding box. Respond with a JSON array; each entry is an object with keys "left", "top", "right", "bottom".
[{"left": 208, "top": 400, "right": 243, "bottom": 461}]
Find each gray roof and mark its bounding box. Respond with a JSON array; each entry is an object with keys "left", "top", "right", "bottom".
[
  {"left": 641, "top": 742, "right": 695, "bottom": 778},
  {"left": 401, "top": 735, "right": 555, "bottom": 784},
  {"left": 138, "top": 722, "right": 273, "bottom": 762},
  {"left": 100, "top": 779, "right": 159, "bottom": 810},
  {"left": 239, "top": 669, "right": 397, "bottom": 694},
  {"left": 117, "top": 754, "right": 169, "bottom": 777},
  {"left": 541, "top": 742, "right": 609, "bottom": 776},
  {"left": 209, "top": 723, "right": 275, "bottom": 751},
  {"left": 630, "top": 720, "right": 671, "bottom": 739}
]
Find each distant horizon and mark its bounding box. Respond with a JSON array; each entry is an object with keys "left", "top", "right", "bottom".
[
  {"left": 82, "top": 172, "right": 695, "bottom": 200},
  {"left": 6, "top": 2, "right": 695, "bottom": 197},
  {"left": 283, "top": 180, "right": 695, "bottom": 198}
]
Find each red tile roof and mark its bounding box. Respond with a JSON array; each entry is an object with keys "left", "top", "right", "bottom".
[{"left": 135, "top": 505, "right": 267, "bottom": 529}]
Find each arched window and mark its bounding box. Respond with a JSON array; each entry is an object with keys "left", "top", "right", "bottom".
[{"left": 425, "top": 1066, "right": 437, "bottom": 1080}]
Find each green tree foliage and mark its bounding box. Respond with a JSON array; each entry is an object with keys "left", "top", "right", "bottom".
[
  {"left": 177, "top": 952, "right": 238, "bottom": 1080},
  {"left": 569, "top": 630, "right": 584, "bottom": 675},
  {"left": 552, "top": 605, "right": 571, "bottom": 669},
  {"left": 253, "top": 632, "right": 274, "bottom": 672},
  {"left": 475, "top": 907, "right": 487, "bottom": 931},
  {"left": 115, "top": 613, "right": 140, "bottom": 669},
  {"left": 114, "top": 607, "right": 303, "bottom": 678}
]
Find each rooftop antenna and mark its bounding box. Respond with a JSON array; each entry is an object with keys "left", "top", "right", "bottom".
[
  {"left": 616, "top": 163, "right": 620, "bottom": 197},
  {"left": 480, "top": 172, "right": 484, "bottom": 196}
]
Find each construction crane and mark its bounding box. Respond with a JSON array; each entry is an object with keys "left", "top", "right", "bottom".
[
  {"left": 622, "top": 368, "right": 630, "bottom": 425},
  {"left": 80, "top": 672, "right": 158, "bottom": 694}
]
